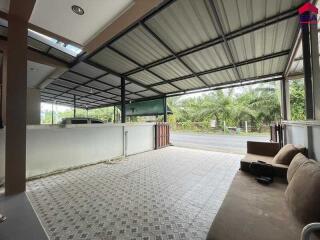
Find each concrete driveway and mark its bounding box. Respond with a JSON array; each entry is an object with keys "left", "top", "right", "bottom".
[{"left": 170, "top": 132, "right": 269, "bottom": 154}]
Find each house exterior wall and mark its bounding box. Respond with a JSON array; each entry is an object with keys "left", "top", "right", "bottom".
[
  {"left": 0, "top": 123, "right": 156, "bottom": 184},
  {"left": 27, "top": 88, "right": 41, "bottom": 125}
]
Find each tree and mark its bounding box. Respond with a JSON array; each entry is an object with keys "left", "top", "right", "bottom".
[{"left": 290, "top": 79, "right": 305, "bottom": 120}]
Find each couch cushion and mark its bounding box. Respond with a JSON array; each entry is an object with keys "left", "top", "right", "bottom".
[
  {"left": 241, "top": 154, "right": 288, "bottom": 178},
  {"left": 207, "top": 171, "right": 304, "bottom": 240},
  {"left": 285, "top": 160, "right": 320, "bottom": 224},
  {"left": 272, "top": 144, "right": 300, "bottom": 165},
  {"left": 287, "top": 153, "right": 310, "bottom": 183}
]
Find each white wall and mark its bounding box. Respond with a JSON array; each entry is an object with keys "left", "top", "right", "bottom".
[
  {"left": 284, "top": 121, "right": 320, "bottom": 161},
  {"left": 125, "top": 124, "right": 155, "bottom": 155},
  {"left": 0, "top": 123, "right": 155, "bottom": 183},
  {"left": 27, "top": 88, "right": 41, "bottom": 125}
]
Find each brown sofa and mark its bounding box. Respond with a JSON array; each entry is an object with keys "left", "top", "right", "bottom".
[
  {"left": 206, "top": 171, "right": 306, "bottom": 240},
  {"left": 206, "top": 144, "right": 320, "bottom": 240},
  {"left": 240, "top": 141, "right": 291, "bottom": 178}
]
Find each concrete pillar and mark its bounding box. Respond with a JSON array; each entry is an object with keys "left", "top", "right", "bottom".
[
  {"left": 5, "top": 0, "right": 35, "bottom": 195},
  {"left": 27, "top": 88, "right": 40, "bottom": 125}
]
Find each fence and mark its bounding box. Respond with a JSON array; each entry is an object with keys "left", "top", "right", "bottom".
[
  {"left": 155, "top": 123, "right": 170, "bottom": 149},
  {"left": 171, "top": 121, "right": 270, "bottom": 133}
]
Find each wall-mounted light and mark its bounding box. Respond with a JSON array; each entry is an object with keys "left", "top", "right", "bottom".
[{"left": 71, "top": 5, "right": 84, "bottom": 15}]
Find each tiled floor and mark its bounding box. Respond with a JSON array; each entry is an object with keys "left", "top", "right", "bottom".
[{"left": 27, "top": 147, "right": 241, "bottom": 240}]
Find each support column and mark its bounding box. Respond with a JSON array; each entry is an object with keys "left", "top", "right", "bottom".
[
  {"left": 310, "top": 21, "right": 320, "bottom": 120},
  {"left": 51, "top": 102, "right": 54, "bottom": 124},
  {"left": 73, "top": 95, "right": 76, "bottom": 118},
  {"left": 121, "top": 77, "right": 126, "bottom": 123},
  {"left": 113, "top": 105, "right": 116, "bottom": 123},
  {"left": 0, "top": 63, "right": 3, "bottom": 128},
  {"left": 5, "top": 0, "right": 35, "bottom": 195},
  {"left": 163, "top": 97, "right": 167, "bottom": 122},
  {"left": 301, "top": 18, "right": 314, "bottom": 120},
  {"left": 280, "top": 78, "right": 290, "bottom": 121}
]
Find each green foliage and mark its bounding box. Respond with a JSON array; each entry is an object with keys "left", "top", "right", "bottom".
[
  {"left": 41, "top": 107, "right": 115, "bottom": 124},
  {"left": 290, "top": 79, "right": 305, "bottom": 121},
  {"left": 167, "top": 82, "right": 282, "bottom": 133}
]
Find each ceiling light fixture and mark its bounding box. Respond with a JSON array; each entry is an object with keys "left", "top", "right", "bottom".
[{"left": 71, "top": 5, "right": 84, "bottom": 15}]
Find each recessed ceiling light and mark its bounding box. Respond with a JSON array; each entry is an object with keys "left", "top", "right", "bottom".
[{"left": 71, "top": 5, "right": 84, "bottom": 15}]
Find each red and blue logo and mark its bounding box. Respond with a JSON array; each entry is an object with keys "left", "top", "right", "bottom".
[{"left": 299, "top": 2, "right": 318, "bottom": 24}]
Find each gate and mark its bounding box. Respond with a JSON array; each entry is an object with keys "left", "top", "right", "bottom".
[{"left": 155, "top": 122, "right": 170, "bottom": 149}]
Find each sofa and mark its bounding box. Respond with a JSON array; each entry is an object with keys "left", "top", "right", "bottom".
[
  {"left": 240, "top": 141, "right": 306, "bottom": 178},
  {"left": 206, "top": 143, "right": 320, "bottom": 240}
]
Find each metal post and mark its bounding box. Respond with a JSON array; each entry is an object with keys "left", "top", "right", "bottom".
[
  {"left": 121, "top": 77, "right": 126, "bottom": 123},
  {"left": 73, "top": 95, "right": 76, "bottom": 118},
  {"left": 280, "top": 78, "right": 290, "bottom": 120},
  {"left": 51, "top": 102, "right": 54, "bottom": 124},
  {"left": 163, "top": 97, "right": 167, "bottom": 122},
  {"left": 310, "top": 20, "right": 320, "bottom": 120},
  {"left": 301, "top": 17, "right": 314, "bottom": 120},
  {"left": 113, "top": 105, "right": 116, "bottom": 123}
]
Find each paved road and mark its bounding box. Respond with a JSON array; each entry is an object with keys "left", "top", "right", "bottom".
[{"left": 170, "top": 132, "right": 269, "bottom": 154}]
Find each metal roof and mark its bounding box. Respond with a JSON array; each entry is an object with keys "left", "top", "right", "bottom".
[{"left": 39, "top": 0, "right": 307, "bottom": 109}]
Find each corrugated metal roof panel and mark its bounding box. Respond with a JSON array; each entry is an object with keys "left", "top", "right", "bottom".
[
  {"left": 172, "top": 77, "right": 206, "bottom": 90},
  {"left": 150, "top": 59, "right": 192, "bottom": 80},
  {"left": 145, "top": 0, "right": 219, "bottom": 52},
  {"left": 90, "top": 47, "right": 138, "bottom": 74},
  {"left": 54, "top": 79, "right": 78, "bottom": 88},
  {"left": 229, "top": 17, "right": 298, "bottom": 62},
  {"left": 216, "top": 0, "right": 305, "bottom": 34},
  {"left": 71, "top": 62, "right": 106, "bottom": 78},
  {"left": 76, "top": 86, "right": 98, "bottom": 94},
  {"left": 127, "top": 94, "right": 141, "bottom": 100},
  {"left": 182, "top": 43, "right": 230, "bottom": 72},
  {"left": 86, "top": 81, "right": 111, "bottom": 91},
  {"left": 111, "top": 25, "right": 171, "bottom": 65},
  {"left": 60, "top": 72, "right": 90, "bottom": 84},
  {"left": 152, "top": 84, "right": 179, "bottom": 93},
  {"left": 139, "top": 90, "right": 158, "bottom": 97},
  {"left": 47, "top": 84, "right": 69, "bottom": 92},
  {"left": 49, "top": 48, "right": 74, "bottom": 63},
  {"left": 289, "top": 60, "right": 304, "bottom": 76},
  {"left": 98, "top": 74, "right": 121, "bottom": 86},
  {"left": 201, "top": 69, "right": 238, "bottom": 86},
  {"left": 129, "top": 70, "right": 163, "bottom": 85},
  {"left": 238, "top": 56, "right": 287, "bottom": 79},
  {"left": 125, "top": 83, "right": 146, "bottom": 92}
]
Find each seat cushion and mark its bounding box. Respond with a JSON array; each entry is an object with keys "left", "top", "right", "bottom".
[
  {"left": 285, "top": 160, "right": 320, "bottom": 224},
  {"left": 241, "top": 154, "right": 288, "bottom": 178},
  {"left": 206, "top": 171, "right": 304, "bottom": 240},
  {"left": 272, "top": 144, "right": 301, "bottom": 165},
  {"left": 287, "top": 153, "right": 310, "bottom": 183}
]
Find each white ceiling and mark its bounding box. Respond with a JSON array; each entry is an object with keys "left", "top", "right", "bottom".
[
  {"left": 27, "top": 61, "right": 55, "bottom": 88},
  {"left": 0, "top": 0, "right": 134, "bottom": 45}
]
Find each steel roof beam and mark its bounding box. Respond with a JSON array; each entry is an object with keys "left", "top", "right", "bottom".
[
  {"left": 84, "top": 59, "right": 164, "bottom": 95},
  {"left": 140, "top": 22, "right": 209, "bottom": 87},
  {"left": 207, "top": 0, "right": 242, "bottom": 81},
  {"left": 124, "top": 6, "right": 300, "bottom": 76},
  {"left": 108, "top": 45, "right": 184, "bottom": 91},
  {"left": 147, "top": 50, "right": 289, "bottom": 87}
]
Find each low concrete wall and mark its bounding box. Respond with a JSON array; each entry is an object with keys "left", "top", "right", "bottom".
[
  {"left": 0, "top": 123, "right": 155, "bottom": 184},
  {"left": 284, "top": 121, "right": 320, "bottom": 161}
]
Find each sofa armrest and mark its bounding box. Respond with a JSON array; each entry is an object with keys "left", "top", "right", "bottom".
[{"left": 247, "top": 141, "right": 280, "bottom": 157}]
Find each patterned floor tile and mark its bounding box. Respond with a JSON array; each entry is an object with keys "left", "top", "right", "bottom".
[{"left": 27, "top": 147, "right": 241, "bottom": 240}]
